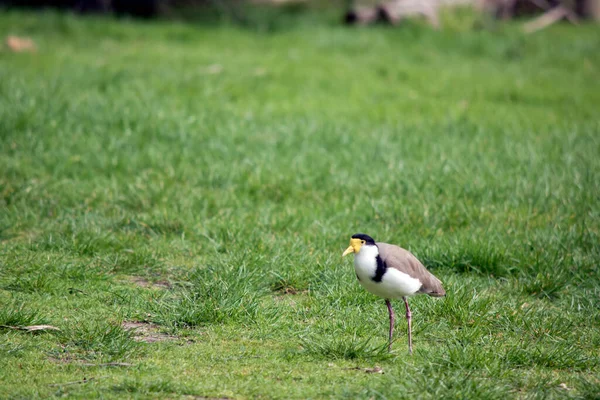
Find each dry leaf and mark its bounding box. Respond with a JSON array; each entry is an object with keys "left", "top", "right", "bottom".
[
  {"left": 23, "top": 325, "right": 60, "bottom": 332},
  {"left": 5, "top": 36, "right": 37, "bottom": 53}
]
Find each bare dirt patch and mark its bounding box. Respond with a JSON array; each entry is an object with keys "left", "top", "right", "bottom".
[
  {"left": 48, "top": 354, "right": 81, "bottom": 364},
  {"left": 121, "top": 321, "right": 176, "bottom": 343},
  {"left": 128, "top": 276, "right": 171, "bottom": 290},
  {"left": 343, "top": 366, "right": 384, "bottom": 374},
  {"left": 279, "top": 287, "right": 308, "bottom": 295},
  {"left": 188, "top": 397, "right": 232, "bottom": 400},
  {"left": 272, "top": 285, "right": 309, "bottom": 296}
]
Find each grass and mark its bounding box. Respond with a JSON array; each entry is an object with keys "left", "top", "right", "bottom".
[{"left": 1, "top": 7, "right": 599, "bottom": 399}]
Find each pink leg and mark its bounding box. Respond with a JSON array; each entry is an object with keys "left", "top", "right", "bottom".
[
  {"left": 385, "top": 299, "right": 394, "bottom": 352},
  {"left": 403, "top": 297, "right": 413, "bottom": 354}
]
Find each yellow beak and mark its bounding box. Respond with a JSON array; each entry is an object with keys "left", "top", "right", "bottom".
[{"left": 342, "top": 246, "right": 354, "bottom": 257}]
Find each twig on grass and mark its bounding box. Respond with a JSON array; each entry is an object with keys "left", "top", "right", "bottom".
[
  {"left": 49, "top": 377, "right": 99, "bottom": 387},
  {"left": 343, "top": 366, "right": 384, "bottom": 374},
  {"left": 79, "top": 362, "right": 134, "bottom": 367}
]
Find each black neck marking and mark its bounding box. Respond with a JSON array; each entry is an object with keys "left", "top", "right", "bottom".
[{"left": 372, "top": 255, "right": 387, "bottom": 283}]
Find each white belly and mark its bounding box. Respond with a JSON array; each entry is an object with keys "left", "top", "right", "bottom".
[{"left": 354, "top": 248, "right": 422, "bottom": 299}]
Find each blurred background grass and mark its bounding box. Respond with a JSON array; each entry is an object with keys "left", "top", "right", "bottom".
[{"left": 1, "top": 2, "right": 599, "bottom": 398}]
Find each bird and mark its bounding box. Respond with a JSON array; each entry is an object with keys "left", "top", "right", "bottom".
[{"left": 342, "top": 233, "right": 445, "bottom": 354}]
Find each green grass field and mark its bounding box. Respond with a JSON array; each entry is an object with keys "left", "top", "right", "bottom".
[{"left": 1, "top": 9, "right": 599, "bottom": 399}]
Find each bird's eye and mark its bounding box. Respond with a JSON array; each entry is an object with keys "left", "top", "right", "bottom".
[{"left": 361, "top": 240, "right": 365, "bottom": 244}]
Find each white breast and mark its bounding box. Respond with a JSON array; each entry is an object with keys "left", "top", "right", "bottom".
[{"left": 354, "top": 245, "right": 422, "bottom": 299}]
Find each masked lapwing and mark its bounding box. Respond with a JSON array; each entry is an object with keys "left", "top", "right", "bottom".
[{"left": 342, "top": 233, "right": 445, "bottom": 354}]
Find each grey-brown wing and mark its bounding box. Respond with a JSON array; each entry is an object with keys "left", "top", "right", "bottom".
[{"left": 377, "top": 242, "right": 446, "bottom": 297}]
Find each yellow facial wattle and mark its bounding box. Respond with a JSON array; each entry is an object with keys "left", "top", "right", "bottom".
[{"left": 342, "top": 238, "right": 363, "bottom": 257}]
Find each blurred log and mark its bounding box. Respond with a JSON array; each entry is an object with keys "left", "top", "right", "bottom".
[
  {"left": 75, "top": 0, "right": 110, "bottom": 12},
  {"left": 478, "top": 0, "right": 599, "bottom": 20},
  {"left": 5, "top": 35, "right": 37, "bottom": 52},
  {"left": 576, "top": 0, "right": 600, "bottom": 19},
  {"left": 345, "top": 0, "right": 439, "bottom": 27},
  {"left": 477, "top": 0, "right": 561, "bottom": 19},
  {"left": 523, "top": 4, "right": 578, "bottom": 32},
  {"left": 112, "top": 0, "right": 159, "bottom": 18}
]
